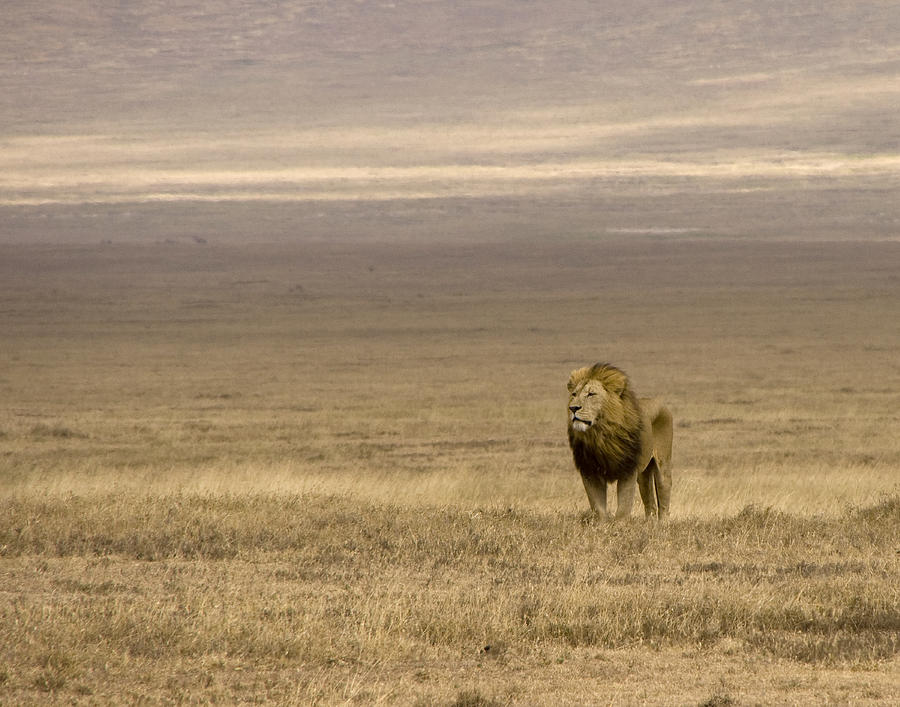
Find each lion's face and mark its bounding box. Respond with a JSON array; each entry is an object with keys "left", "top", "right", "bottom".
[
  {"left": 567, "top": 379, "right": 612, "bottom": 432},
  {"left": 566, "top": 364, "right": 629, "bottom": 434}
]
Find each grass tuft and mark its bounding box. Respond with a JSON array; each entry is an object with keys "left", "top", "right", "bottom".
[
  {"left": 699, "top": 695, "right": 735, "bottom": 707},
  {"left": 28, "top": 423, "right": 87, "bottom": 439},
  {"left": 32, "top": 651, "right": 77, "bottom": 693},
  {"left": 849, "top": 494, "right": 900, "bottom": 523},
  {"left": 450, "top": 689, "right": 502, "bottom": 707}
]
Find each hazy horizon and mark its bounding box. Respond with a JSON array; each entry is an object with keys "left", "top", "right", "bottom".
[{"left": 2, "top": 0, "right": 899, "bottom": 228}]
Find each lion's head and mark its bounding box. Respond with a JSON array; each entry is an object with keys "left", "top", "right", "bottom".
[
  {"left": 567, "top": 363, "right": 643, "bottom": 482},
  {"left": 567, "top": 363, "right": 635, "bottom": 432}
]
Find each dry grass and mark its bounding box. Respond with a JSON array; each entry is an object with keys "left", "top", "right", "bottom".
[{"left": 1, "top": 493, "right": 898, "bottom": 703}]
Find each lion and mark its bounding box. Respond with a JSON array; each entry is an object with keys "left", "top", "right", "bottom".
[{"left": 567, "top": 363, "right": 673, "bottom": 520}]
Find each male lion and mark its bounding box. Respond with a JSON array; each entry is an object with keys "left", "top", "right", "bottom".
[{"left": 567, "top": 363, "right": 673, "bottom": 520}]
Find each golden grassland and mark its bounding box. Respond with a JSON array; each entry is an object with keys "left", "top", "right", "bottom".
[
  {"left": 3, "top": 0, "right": 900, "bottom": 702},
  {"left": 1, "top": 226, "right": 898, "bottom": 703},
  {"left": 2, "top": 495, "right": 898, "bottom": 704}
]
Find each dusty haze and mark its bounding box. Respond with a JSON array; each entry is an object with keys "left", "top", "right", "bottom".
[{"left": 1, "top": 0, "right": 899, "bottom": 232}]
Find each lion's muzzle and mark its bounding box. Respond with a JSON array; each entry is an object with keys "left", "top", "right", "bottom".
[
  {"left": 571, "top": 420, "right": 592, "bottom": 433},
  {"left": 569, "top": 405, "right": 592, "bottom": 423},
  {"left": 570, "top": 406, "right": 593, "bottom": 432}
]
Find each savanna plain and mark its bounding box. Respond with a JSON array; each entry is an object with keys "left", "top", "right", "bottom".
[
  {"left": 3, "top": 0, "right": 900, "bottom": 703},
  {"left": 1, "top": 203, "right": 898, "bottom": 704}
]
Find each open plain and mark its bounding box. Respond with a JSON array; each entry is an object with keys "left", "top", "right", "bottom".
[
  {"left": 2, "top": 0, "right": 900, "bottom": 704},
  {"left": 1, "top": 217, "right": 898, "bottom": 704}
]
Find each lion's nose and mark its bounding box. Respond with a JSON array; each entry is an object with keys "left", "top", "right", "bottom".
[{"left": 569, "top": 405, "right": 581, "bottom": 413}]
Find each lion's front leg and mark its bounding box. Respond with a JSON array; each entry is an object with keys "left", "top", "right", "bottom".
[
  {"left": 580, "top": 474, "right": 609, "bottom": 518},
  {"left": 615, "top": 473, "right": 636, "bottom": 518}
]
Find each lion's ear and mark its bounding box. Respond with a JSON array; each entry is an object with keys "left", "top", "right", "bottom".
[
  {"left": 605, "top": 370, "right": 628, "bottom": 397},
  {"left": 567, "top": 366, "right": 592, "bottom": 393}
]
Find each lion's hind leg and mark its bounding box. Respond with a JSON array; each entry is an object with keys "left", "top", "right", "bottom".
[
  {"left": 638, "top": 457, "right": 671, "bottom": 520},
  {"left": 646, "top": 403, "right": 673, "bottom": 520},
  {"left": 637, "top": 462, "right": 659, "bottom": 519},
  {"left": 652, "top": 457, "right": 672, "bottom": 520}
]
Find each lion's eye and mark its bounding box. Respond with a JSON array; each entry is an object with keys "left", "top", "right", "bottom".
[{"left": 586, "top": 391, "right": 596, "bottom": 397}]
